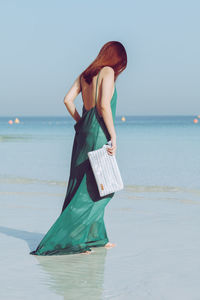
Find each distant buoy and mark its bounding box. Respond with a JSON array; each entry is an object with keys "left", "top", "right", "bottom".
[
  {"left": 121, "top": 116, "right": 126, "bottom": 122},
  {"left": 193, "top": 118, "right": 198, "bottom": 124},
  {"left": 8, "top": 120, "right": 13, "bottom": 124},
  {"left": 14, "top": 118, "right": 20, "bottom": 123}
]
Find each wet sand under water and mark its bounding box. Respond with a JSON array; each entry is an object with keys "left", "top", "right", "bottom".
[{"left": 0, "top": 179, "right": 200, "bottom": 300}]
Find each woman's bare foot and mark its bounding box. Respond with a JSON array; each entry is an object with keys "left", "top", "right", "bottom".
[
  {"left": 80, "top": 250, "right": 92, "bottom": 255},
  {"left": 104, "top": 242, "right": 116, "bottom": 248}
]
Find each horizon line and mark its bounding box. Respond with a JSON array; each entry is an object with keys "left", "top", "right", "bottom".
[{"left": 0, "top": 114, "right": 199, "bottom": 118}]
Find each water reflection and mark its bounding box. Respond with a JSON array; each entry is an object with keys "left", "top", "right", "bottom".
[
  {"left": 35, "top": 247, "right": 107, "bottom": 300},
  {"left": 0, "top": 225, "right": 107, "bottom": 300}
]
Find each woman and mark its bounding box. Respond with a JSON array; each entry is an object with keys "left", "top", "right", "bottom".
[{"left": 30, "top": 41, "right": 127, "bottom": 256}]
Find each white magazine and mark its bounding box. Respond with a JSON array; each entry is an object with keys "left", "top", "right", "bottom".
[{"left": 88, "top": 141, "right": 124, "bottom": 197}]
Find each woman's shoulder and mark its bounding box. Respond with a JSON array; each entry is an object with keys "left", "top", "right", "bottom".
[
  {"left": 100, "top": 66, "right": 115, "bottom": 85},
  {"left": 100, "top": 66, "right": 115, "bottom": 76}
]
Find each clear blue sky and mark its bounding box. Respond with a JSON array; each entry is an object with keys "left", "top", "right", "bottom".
[{"left": 0, "top": 0, "right": 200, "bottom": 116}]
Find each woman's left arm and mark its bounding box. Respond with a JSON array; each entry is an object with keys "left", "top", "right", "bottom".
[{"left": 63, "top": 75, "right": 82, "bottom": 122}]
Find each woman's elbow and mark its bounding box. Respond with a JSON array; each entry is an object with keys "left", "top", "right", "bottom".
[
  {"left": 100, "top": 104, "right": 110, "bottom": 113},
  {"left": 63, "top": 97, "right": 69, "bottom": 105}
]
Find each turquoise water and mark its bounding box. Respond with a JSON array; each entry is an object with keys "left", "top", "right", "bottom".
[
  {"left": 1, "top": 115, "right": 200, "bottom": 188},
  {"left": 1, "top": 115, "right": 200, "bottom": 299}
]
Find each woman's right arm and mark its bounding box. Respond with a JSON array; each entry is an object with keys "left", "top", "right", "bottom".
[{"left": 100, "top": 66, "right": 117, "bottom": 156}]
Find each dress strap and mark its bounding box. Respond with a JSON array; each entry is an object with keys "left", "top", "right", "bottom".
[
  {"left": 80, "top": 74, "right": 82, "bottom": 90},
  {"left": 95, "top": 70, "right": 101, "bottom": 104}
]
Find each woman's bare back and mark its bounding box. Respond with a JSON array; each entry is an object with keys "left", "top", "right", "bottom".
[{"left": 80, "top": 67, "right": 115, "bottom": 118}]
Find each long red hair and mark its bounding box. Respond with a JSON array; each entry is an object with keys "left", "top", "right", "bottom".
[{"left": 80, "top": 41, "right": 127, "bottom": 84}]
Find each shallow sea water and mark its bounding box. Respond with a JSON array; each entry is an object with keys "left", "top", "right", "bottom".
[{"left": 0, "top": 115, "right": 200, "bottom": 299}]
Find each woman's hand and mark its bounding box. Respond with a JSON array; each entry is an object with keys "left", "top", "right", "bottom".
[{"left": 106, "top": 135, "right": 117, "bottom": 156}]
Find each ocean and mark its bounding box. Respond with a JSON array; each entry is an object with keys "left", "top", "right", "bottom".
[
  {"left": 0, "top": 115, "right": 200, "bottom": 299},
  {"left": 1, "top": 115, "right": 200, "bottom": 188}
]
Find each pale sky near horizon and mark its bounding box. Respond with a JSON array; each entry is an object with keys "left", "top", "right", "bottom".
[{"left": 0, "top": 0, "right": 200, "bottom": 116}]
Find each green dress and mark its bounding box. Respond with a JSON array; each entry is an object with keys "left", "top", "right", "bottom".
[{"left": 30, "top": 70, "right": 117, "bottom": 255}]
